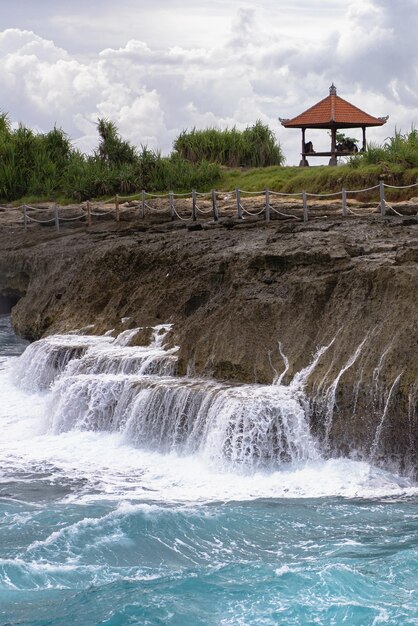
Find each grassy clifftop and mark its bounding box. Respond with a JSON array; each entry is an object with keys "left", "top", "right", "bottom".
[
  {"left": 218, "top": 163, "right": 418, "bottom": 198},
  {"left": 2, "top": 116, "right": 418, "bottom": 204}
]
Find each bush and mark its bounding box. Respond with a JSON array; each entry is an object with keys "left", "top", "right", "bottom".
[
  {"left": 173, "top": 120, "right": 285, "bottom": 167},
  {"left": 350, "top": 128, "right": 418, "bottom": 168}
]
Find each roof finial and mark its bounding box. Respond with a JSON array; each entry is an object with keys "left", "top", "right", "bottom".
[{"left": 329, "top": 83, "right": 337, "bottom": 95}]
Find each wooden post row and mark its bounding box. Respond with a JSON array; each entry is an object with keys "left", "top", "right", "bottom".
[
  {"left": 379, "top": 180, "right": 385, "bottom": 216},
  {"left": 236, "top": 188, "right": 242, "bottom": 219},
  {"left": 54, "top": 204, "right": 60, "bottom": 232},
  {"left": 342, "top": 188, "right": 347, "bottom": 217},
  {"left": 211, "top": 189, "right": 218, "bottom": 221},
  {"left": 115, "top": 194, "right": 120, "bottom": 222},
  {"left": 302, "top": 191, "right": 308, "bottom": 222},
  {"left": 192, "top": 189, "right": 197, "bottom": 221},
  {"left": 141, "top": 190, "right": 145, "bottom": 218},
  {"left": 265, "top": 189, "right": 270, "bottom": 223},
  {"left": 86, "top": 200, "right": 92, "bottom": 227},
  {"left": 169, "top": 192, "right": 175, "bottom": 220}
]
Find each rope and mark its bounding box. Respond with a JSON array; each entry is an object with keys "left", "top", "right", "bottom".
[
  {"left": 268, "top": 191, "right": 303, "bottom": 197},
  {"left": 195, "top": 191, "right": 212, "bottom": 198},
  {"left": 347, "top": 205, "right": 379, "bottom": 216},
  {"left": 241, "top": 205, "right": 265, "bottom": 216},
  {"left": 306, "top": 191, "right": 342, "bottom": 198},
  {"left": 144, "top": 191, "right": 170, "bottom": 198},
  {"left": 58, "top": 213, "right": 86, "bottom": 222},
  {"left": 143, "top": 202, "right": 160, "bottom": 212},
  {"left": 383, "top": 201, "right": 406, "bottom": 217},
  {"left": 22, "top": 204, "right": 53, "bottom": 212},
  {"left": 26, "top": 215, "right": 56, "bottom": 224},
  {"left": 269, "top": 206, "right": 300, "bottom": 219},
  {"left": 238, "top": 190, "right": 264, "bottom": 196},
  {"left": 172, "top": 206, "right": 192, "bottom": 221},
  {"left": 173, "top": 192, "right": 193, "bottom": 198},
  {"left": 383, "top": 182, "right": 418, "bottom": 190},
  {"left": 220, "top": 204, "right": 237, "bottom": 211},
  {"left": 346, "top": 185, "right": 380, "bottom": 194},
  {"left": 89, "top": 208, "right": 115, "bottom": 216},
  {"left": 196, "top": 204, "right": 214, "bottom": 214},
  {"left": 117, "top": 192, "right": 142, "bottom": 201}
]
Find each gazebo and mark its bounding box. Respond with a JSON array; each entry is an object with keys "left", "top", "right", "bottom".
[{"left": 280, "top": 84, "right": 388, "bottom": 166}]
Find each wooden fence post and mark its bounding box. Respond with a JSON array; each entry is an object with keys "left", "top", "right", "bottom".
[
  {"left": 211, "top": 190, "right": 218, "bottom": 221},
  {"left": 23, "top": 205, "right": 28, "bottom": 231},
  {"left": 379, "top": 180, "right": 386, "bottom": 216},
  {"left": 236, "top": 188, "right": 242, "bottom": 219},
  {"left": 192, "top": 189, "right": 197, "bottom": 221},
  {"left": 169, "top": 191, "right": 175, "bottom": 220},
  {"left": 86, "top": 200, "right": 92, "bottom": 227},
  {"left": 265, "top": 189, "right": 270, "bottom": 223},
  {"left": 141, "top": 190, "right": 145, "bottom": 218},
  {"left": 342, "top": 188, "right": 347, "bottom": 217},
  {"left": 54, "top": 204, "right": 60, "bottom": 232},
  {"left": 115, "top": 194, "right": 120, "bottom": 222},
  {"left": 302, "top": 191, "right": 308, "bottom": 222}
]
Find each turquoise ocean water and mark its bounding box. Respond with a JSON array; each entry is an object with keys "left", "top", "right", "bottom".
[{"left": 0, "top": 314, "right": 417, "bottom": 625}]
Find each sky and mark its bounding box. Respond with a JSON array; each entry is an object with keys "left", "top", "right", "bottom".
[{"left": 0, "top": 0, "right": 417, "bottom": 165}]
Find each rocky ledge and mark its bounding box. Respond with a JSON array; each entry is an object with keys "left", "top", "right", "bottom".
[{"left": 0, "top": 205, "right": 417, "bottom": 475}]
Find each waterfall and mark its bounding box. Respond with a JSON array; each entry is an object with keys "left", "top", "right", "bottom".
[
  {"left": 13, "top": 326, "right": 177, "bottom": 391},
  {"left": 14, "top": 324, "right": 412, "bottom": 471},
  {"left": 370, "top": 372, "right": 403, "bottom": 460},
  {"left": 321, "top": 334, "right": 369, "bottom": 448},
  {"left": 14, "top": 327, "right": 320, "bottom": 469},
  {"left": 12, "top": 334, "right": 113, "bottom": 391}
]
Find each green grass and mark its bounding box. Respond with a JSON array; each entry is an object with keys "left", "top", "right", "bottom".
[
  {"left": 217, "top": 165, "right": 301, "bottom": 191},
  {"left": 216, "top": 163, "right": 418, "bottom": 198}
]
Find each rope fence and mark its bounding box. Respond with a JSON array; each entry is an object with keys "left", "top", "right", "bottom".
[{"left": 9, "top": 179, "right": 418, "bottom": 232}]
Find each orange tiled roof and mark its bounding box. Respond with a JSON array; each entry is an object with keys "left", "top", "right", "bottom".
[{"left": 281, "top": 85, "right": 388, "bottom": 129}]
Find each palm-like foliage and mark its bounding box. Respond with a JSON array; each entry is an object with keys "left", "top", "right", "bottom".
[{"left": 96, "top": 118, "right": 137, "bottom": 167}]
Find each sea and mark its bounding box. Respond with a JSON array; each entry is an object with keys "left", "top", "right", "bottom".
[{"left": 0, "top": 312, "right": 417, "bottom": 626}]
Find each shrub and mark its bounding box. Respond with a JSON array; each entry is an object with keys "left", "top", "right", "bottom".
[
  {"left": 173, "top": 120, "right": 285, "bottom": 167},
  {"left": 350, "top": 128, "right": 418, "bottom": 168}
]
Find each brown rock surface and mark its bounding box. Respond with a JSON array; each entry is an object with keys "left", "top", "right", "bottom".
[{"left": 0, "top": 204, "right": 417, "bottom": 474}]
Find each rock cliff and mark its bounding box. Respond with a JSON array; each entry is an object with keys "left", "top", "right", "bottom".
[{"left": 1, "top": 207, "right": 417, "bottom": 475}]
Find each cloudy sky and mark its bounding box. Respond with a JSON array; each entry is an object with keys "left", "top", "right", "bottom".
[{"left": 1, "top": 0, "right": 417, "bottom": 165}]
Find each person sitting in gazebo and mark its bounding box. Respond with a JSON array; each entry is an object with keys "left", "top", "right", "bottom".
[{"left": 304, "top": 141, "right": 315, "bottom": 154}]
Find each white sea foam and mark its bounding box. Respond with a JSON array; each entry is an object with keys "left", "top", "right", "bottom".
[{"left": 1, "top": 332, "right": 417, "bottom": 505}]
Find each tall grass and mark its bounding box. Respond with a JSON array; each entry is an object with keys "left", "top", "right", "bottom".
[
  {"left": 173, "top": 120, "right": 285, "bottom": 167},
  {"left": 0, "top": 115, "right": 221, "bottom": 202},
  {"left": 350, "top": 128, "right": 418, "bottom": 168}
]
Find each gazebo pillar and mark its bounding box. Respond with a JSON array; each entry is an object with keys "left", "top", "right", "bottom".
[
  {"left": 329, "top": 127, "right": 337, "bottom": 166},
  {"left": 362, "top": 126, "right": 367, "bottom": 152},
  {"left": 300, "top": 128, "right": 308, "bottom": 166}
]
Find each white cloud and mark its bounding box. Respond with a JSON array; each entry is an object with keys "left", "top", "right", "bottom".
[{"left": 0, "top": 1, "right": 416, "bottom": 165}]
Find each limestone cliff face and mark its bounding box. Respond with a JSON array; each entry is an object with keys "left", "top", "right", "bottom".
[{"left": 1, "top": 212, "right": 417, "bottom": 475}]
